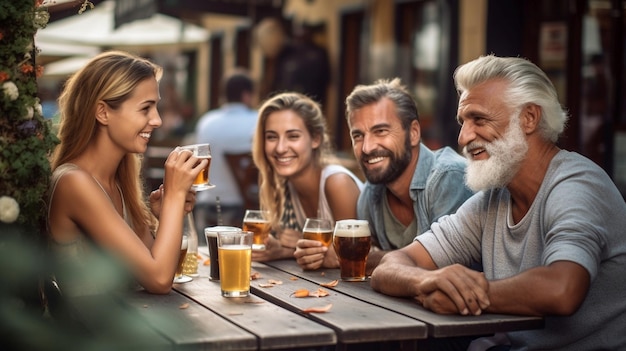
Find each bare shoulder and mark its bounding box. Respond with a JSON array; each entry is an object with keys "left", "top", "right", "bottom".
[
  {"left": 325, "top": 172, "right": 360, "bottom": 192},
  {"left": 53, "top": 167, "right": 102, "bottom": 201},
  {"left": 50, "top": 168, "right": 113, "bottom": 228},
  {"left": 49, "top": 168, "right": 103, "bottom": 242},
  {"left": 324, "top": 172, "right": 361, "bottom": 219}
]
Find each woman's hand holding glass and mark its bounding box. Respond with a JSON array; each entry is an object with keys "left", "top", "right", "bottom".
[
  {"left": 176, "top": 143, "right": 214, "bottom": 191},
  {"left": 149, "top": 149, "right": 204, "bottom": 218},
  {"left": 164, "top": 147, "right": 208, "bottom": 194}
]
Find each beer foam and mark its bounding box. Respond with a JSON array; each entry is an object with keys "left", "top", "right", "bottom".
[
  {"left": 205, "top": 226, "right": 241, "bottom": 237},
  {"left": 334, "top": 219, "right": 371, "bottom": 237}
]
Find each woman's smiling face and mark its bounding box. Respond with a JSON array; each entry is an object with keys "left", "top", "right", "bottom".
[
  {"left": 102, "top": 77, "right": 161, "bottom": 154},
  {"left": 263, "top": 109, "right": 320, "bottom": 178}
]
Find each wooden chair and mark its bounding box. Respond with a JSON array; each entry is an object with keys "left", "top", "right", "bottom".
[
  {"left": 142, "top": 145, "right": 175, "bottom": 193},
  {"left": 224, "top": 152, "right": 260, "bottom": 210}
]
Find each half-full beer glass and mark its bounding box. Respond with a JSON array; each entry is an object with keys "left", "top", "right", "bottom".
[
  {"left": 217, "top": 230, "right": 253, "bottom": 297},
  {"left": 178, "top": 143, "right": 215, "bottom": 191},
  {"left": 242, "top": 210, "right": 271, "bottom": 250},
  {"left": 302, "top": 218, "right": 333, "bottom": 247},
  {"left": 333, "top": 219, "right": 371, "bottom": 281}
]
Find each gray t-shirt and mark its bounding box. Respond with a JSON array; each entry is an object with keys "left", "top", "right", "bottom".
[{"left": 417, "top": 150, "right": 626, "bottom": 350}]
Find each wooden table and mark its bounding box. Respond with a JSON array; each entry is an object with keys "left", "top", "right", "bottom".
[
  {"left": 263, "top": 259, "right": 544, "bottom": 339},
  {"left": 62, "top": 248, "right": 543, "bottom": 351},
  {"left": 247, "top": 261, "right": 427, "bottom": 351}
]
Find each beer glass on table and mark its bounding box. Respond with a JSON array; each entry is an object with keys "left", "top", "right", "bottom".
[
  {"left": 205, "top": 226, "right": 241, "bottom": 281},
  {"left": 242, "top": 210, "right": 271, "bottom": 250},
  {"left": 333, "top": 219, "right": 371, "bottom": 281},
  {"left": 217, "top": 230, "right": 253, "bottom": 297},
  {"left": 178, "top": 143, "right": 215, "bottom": 191},
  {"left": 173, "top": 234, "right": 193, "bottom": 283},
  {"left": 302, "top": 218, "right": 333, "bottom": 247}
]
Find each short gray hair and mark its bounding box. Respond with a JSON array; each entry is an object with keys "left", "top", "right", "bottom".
[{"left": 345, "top": 78, "right": 419, "bottom": 130}]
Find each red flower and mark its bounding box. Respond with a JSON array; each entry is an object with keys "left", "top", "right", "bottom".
[
  {"left": 0, "top": 71, "right": 9, "bottom": 83},
  {"left": 21, "top": 64, "right": 34, "bottom": 74}
]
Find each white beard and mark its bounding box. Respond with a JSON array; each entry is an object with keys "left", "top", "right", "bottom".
[{"left": 463, "top": 115, "right": 529, "bottom": 192}]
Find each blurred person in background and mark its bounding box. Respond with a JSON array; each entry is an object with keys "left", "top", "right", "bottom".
[
  {"left": 194, "top": 69, "right": 258, "bottom": 237},
  {"left": 255, "top": 17, "right": 330, "bottom": 105}
]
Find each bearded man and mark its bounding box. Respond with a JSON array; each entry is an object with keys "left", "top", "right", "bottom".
[
  {"left": 347, "top": 78, "right": 474, "bottom": 268},
  {"left": 370, "top": 55, "right": 626, "bottom": 351},
  {"left": 294, "top": 77, "right": 474, "bottom": 270}
]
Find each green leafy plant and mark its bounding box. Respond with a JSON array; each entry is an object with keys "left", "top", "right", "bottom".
[{"left": 0, "top": 0, "right": 59, "bottom": 233}]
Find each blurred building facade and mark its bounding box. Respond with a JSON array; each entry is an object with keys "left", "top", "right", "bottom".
[{"left": 43, "top": 0, "right": 626, "bottom": 198}]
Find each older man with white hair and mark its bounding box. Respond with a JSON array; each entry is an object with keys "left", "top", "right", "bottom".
[{"left": 370, "top": 55, "right": 626, "bottom": 351}]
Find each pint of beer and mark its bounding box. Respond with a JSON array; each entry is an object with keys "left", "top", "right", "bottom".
[
  {"left": 333, "top": 219, "right": 371, "bottom": 281},
  {"left": 242, "top": 210, "right": 271, "bottom": 250},
  {"left": 205, "top": 226, "right": 242, "bottom": 281},
  {"left": 178, "top": 143, "right": 215, "bottom": 191},
  {"left": 302, "top": 218, "right": 333, "bottom": 247},
  {"left": 217, "top": 230, "right": 253, "bottom": 297}
]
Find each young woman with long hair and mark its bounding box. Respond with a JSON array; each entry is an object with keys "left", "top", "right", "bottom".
[{"left": 48, "top": 51, "right": 205, "bottom": 295}]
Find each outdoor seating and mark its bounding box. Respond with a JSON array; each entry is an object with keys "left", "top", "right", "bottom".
[
  {"left": 224, "top": 151, "right": 260, "bottom": 210},
  {"left": 142, "top": 143, "right": 176, "bottom": 193}
]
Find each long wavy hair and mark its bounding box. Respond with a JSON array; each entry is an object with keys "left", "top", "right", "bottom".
[
  {"left": 251, "top": 92, "right": 337, "bottom": 231},
  {"left": 52, "top": 50, "right": 163, "bottom": 237}
]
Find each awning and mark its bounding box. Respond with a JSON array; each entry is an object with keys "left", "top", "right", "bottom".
[
  {"left": 42, "top": 56, "right": 93, "bottom": 78},
  {"left": 36, "top": 0, "right": 210, "bottom": 48}
]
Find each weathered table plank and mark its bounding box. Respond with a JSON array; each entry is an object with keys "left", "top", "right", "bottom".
[
  {"left": 124, "top": 289, "right": 257, "bottom": 350},
  {"left": 249, "top": 261, "right": 427, "bottom": 346},
  {"left": 266, "top": 259, "right": 544, "bottom": 338},
  {"left": 173, "top": 261, "right": 337, "bottom": 350}
]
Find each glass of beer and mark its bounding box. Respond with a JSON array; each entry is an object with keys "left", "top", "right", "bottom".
[
  {"left": 242, "top": 210, "right": 271, "bottom": 251},
  {"left": 204, "top": 226, "right": 241, "bottom": 281},
  {"left": 178, "top": 143, "right": 215, "bottom": 191},
  {"left": 302, "top": 218, "right": 333, "bottom": 247},
  {"left": 217, "top": 230, "right": 253, "bottom": 297},
  {"left": 333, "top": 219, "right": 371, "bottom": 281},
  {"left": 173, "top": 235, "right": 193, "bottom": 283}
]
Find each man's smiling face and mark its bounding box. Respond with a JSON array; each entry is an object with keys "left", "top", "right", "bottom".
[
  {"left": 457, "top": 79, "right": 529, "bottom": 191},
  {"left": 349, "top": 98, "right": 412, "bottom": 184}
]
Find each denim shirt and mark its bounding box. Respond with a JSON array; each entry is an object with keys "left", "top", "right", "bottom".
[{"left": 357, "top": 143, "right": 474, "bottom": 250}]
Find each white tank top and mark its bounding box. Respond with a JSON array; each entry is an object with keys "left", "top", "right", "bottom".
[{"left": 287, "top": 164, "right": 364, "bottom": 228}]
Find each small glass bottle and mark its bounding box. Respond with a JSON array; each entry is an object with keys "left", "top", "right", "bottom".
[{"left": 182, "top": 212, "right": 199, "bottom": 277}]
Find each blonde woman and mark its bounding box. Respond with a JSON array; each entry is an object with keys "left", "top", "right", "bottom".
[
  {"left": 251, "top": 92, "right": 364, "bottom": 266},
  {"left": 48, "top": 51, "right": 205, "bottom": 295}
]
